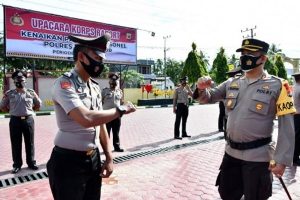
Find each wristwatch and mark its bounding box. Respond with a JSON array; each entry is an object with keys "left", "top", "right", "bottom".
[{"left": 116, "top": 105, "right": 127, "bottom": 117}]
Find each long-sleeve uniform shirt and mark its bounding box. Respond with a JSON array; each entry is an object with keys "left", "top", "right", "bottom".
[{"left": 195, "top": 71, "right": 295, "bottom": 166}]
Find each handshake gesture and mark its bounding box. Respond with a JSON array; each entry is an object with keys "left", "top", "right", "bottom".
[{"left": 197, "top": 76, "right": 214, "bottom": 90}]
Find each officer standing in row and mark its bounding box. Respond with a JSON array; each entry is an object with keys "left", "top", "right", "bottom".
[
  {"left": 102, "top": 73, "right": 124, "bottom": 152},
  {"left": 47, "top": 34, "right": 136, "bottom": 200},
  {"left": 0, "top": 70, "right": 41, "bottom": 174},
  {"left": 173, "top": 76, "right": 193, "bottom": 140},
  {"left": 194, "top": 38, "right": 295, "bottom": 200},
  {"left": 292, "top": 72, "right": 300, "bottom": 166}
]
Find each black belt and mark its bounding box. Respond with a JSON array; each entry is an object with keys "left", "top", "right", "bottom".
[
  {"left": 227, "top": 137, "right": 272, "bottom": 150},
  {"left": 11, "top": 115, "right": 32, "bottom": 120},
  {"left": 54, "top": 146, "right": 97, "bottom": 157}
]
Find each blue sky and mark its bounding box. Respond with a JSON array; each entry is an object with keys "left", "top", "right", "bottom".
[{"left": 1, "top": 0, "right": 300, "bottom": 68}]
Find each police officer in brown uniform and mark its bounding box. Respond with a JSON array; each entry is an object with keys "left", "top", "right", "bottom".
[
  {"left": 102, "top": 73, "right": 124, "bottom": 152},
  {"left": 0, "top": 70, "right": 41, "bottom": 174},
  {"left": 47, "top": 34, "right": 136, "bottom": 200},
  {"left": 194, "top": 38, "right": 295, "bottom": 200},
  {"left": 173, "top": 76, "right": 193, "bottom": 139},
  {"left": 292, "top": 72, "right": 300, "bottom": 165}
]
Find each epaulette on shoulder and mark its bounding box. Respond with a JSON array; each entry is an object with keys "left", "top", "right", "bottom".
[
  {"left": 90, "top": 78, "right": 99, "bottom": 85},
  {"left": 270, "top": 75, "right": 282, "bottom": 81},
  {"left": 63, "top": 72, "right": 72, "bottom": 78}
]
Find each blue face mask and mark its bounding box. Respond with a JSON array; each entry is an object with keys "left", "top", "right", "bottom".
[
  {"left": 81, "top": 53, "right": 104, "bottom": 78},
  {"left": 240, "top": 54, "right": 262, "bottom": 72}
]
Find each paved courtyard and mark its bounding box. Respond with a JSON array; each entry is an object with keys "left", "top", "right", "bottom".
[{"left": 0, "top": 104, "right": 299, "bottom": 200}]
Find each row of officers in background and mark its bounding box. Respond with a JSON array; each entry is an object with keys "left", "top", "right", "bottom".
[{"left": 0, "top": 69, "right": 125, "bottom": 175}]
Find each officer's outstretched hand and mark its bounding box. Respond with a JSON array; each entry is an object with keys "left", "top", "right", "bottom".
[
  {"left": 197, "top": 76, "right": 213, "bottom": 90},
  {"left": 123, "top": 101, "right": 136, "bottom": 114}
]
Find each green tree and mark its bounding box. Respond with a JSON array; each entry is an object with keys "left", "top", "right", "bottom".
[
  {"left": 268, "top": 44, "right": 282, "bottom": 62},
  {"left": 264, "top": 59, "right": 278, "bottom": 76},
  {"left": 274, "top": 54, "right": 287, "bottom": 79},
  {"left": 210, "top": 47, "right": 228, "bottom": 84},
  {"left": 153, "top": 59, "right": 163, "bottom": 75},
  {"left": 165, "top": 58, "right": 184, "bottom": 84},
  {"left": 182, "top": 42, "right": 207, "bottom": 86},
  {"left": 121, "top": 69, "right": 144, "bottom": 88}
]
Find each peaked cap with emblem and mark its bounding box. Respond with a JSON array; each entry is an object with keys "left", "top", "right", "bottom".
[
  {"left": 12, "top": 70, "right": 27, "bottom": 81},
  {"left": 68, "top": 34, "right": 111, "bottom": 59},
  {"left": 236, "top": 38, "right": 269, "bottom": 53},
  {"left": 226, "top": 66, "right": 242, "bottom": 77},
  {"left": 108, "top": 73, "right": 119, "bottom": 81}
]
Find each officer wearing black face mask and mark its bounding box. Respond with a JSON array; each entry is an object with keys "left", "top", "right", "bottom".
[
  {"left": 0, "top": 70, "right": 42, "bottom": 174},
  {"left": 173, "top": 76, "right": 193, "bottom": 139},
  {"left": 194, "top": 38, "right": 295, "bottom": 200},
  {"left": 102, "top": 73, "right": 124, "bottom": 152},
  {"left": 47, "top": 34, "right": 136, "bottom": 200}
]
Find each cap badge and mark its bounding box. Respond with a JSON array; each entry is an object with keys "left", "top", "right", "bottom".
[
  {"left": 17, "top": 72, "right": 23, "bottom": 76},
  {"left": 256, "top": 103, "right": 263, "bottom": 110},
  {"left": 244, "top": 40, "right": 250, "bottom": 45}
]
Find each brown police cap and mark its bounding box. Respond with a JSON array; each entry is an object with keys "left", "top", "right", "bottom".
[
  {"left": 236, "top": 38, "right": 269, "bottom": 53},
  {"left": 108, "top": 73, "right": 119, "bottom": 80},
  {"left": 226, "top": 67, "right": 242, "bottom": 76},
  {"left": 68, "top": 34, "right": 111, "bottom": 58},
  {"left": 12, "top": 70, "right": 27, "bottom": 81}
]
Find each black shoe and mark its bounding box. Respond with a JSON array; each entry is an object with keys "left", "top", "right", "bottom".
[
  {"left": 114, "top": 148, "right": 124, "bottom": 152},
  {"left": 174, "top": 137, "right": 182, "bottom": 140},
  {"left": 182, "top": 135, "right": 191, "bottom": 138},
  {"left": 28, "top": 164, "right": 39, "bottom": 170},
  {"left": 12, "top": 167, "right": 21, "bottom": 174},
  {"left": 218, "top": 129, "right": 224, "bottom": 132}
]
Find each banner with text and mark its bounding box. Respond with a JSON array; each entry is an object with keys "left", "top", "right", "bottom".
[{"left": 4, "top": 6, "right": 137, "bottom": 64}]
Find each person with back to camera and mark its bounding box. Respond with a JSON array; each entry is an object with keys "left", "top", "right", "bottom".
[
  {"left": 194, "top": 38, "right": 295, "bottom": 200},
  {"left": 46, "top": 34, "right": 136, "bottom": 200},
  {"left": 0, "top": 70, "right": 41, "bottom": 174},
  {"left": 173, "top": 76, "right": 193, "bottom": 140}
]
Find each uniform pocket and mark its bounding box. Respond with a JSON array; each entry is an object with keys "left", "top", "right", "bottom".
[
  {"left": 249, "top": 94, "right": 271, "bottom": 115},
  {"left": 225, "top": 91, "right": 239, "bottom": 110}
]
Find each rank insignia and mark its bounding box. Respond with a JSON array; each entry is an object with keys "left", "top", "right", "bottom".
[
  {"left": 256, "top": 103, "right": 263, "bottom": 110},
  {"left": 262, "top": 85, "right": 270, "bottom": 90},
  {"left": 227, "top": 99, "right": 233, "bottom": 107},
  {"left": 230, "top": 82, "right": 239, "bottom": 89},
  {"left": 228, "top": 93, "right": 235, "bottom": 97}
]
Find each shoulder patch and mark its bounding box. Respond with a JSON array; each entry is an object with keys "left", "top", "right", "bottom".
[
  {"left": 60, "top": 80, "right": 72, "bottom": 89},
  {"left": 276, "top": 80, "right": 296, "bottom": 116}
]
